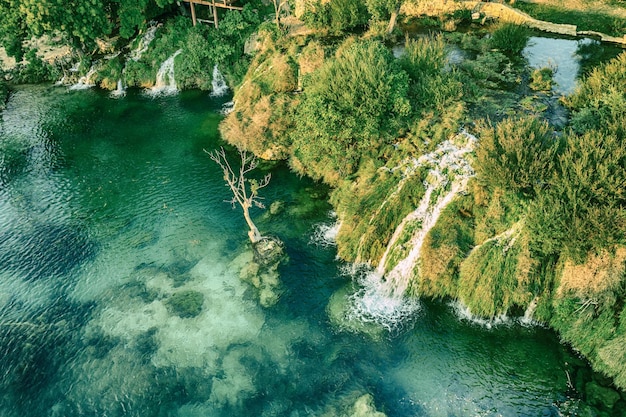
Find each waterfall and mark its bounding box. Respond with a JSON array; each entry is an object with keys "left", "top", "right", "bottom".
[
  {"left": 69, "top": 64, "right": 98, "bottom": 90},
  {"left": 128, "top": 23, "right": 160, "bottom": 62},
  {"left": 210, "top": 65, "right": 229, "bottom": 97},
  {"left": 110, "top": 79, "right": 126, "bottom": 98},
  {"left": 148, "top": 50, "right": 182, "bottom": 96},
  {"left": 521, "top": 297, "right": 539, "bottom": 326},
  {"left": 346, "top": 132, "right": 476, "bottom": 328},
  {"left": 311, "top": 212, "right": 340, "bottom": 247},
  {"left": 449, "top": 300, "right": 511, "bottom": 329}
]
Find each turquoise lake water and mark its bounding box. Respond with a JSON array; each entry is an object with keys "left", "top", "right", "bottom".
[{"left": 0, "top": 85, "right": 604, "bottom": 416}]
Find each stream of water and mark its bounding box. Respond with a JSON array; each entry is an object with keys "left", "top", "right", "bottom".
[{"left": 0, "top": 85, "right": 605, "bottom": 416}]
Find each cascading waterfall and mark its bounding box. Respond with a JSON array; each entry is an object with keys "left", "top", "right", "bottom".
[
  {"left": 110, "top": 79, "right": 126, "bottom": 98},
  {"left": 521, "top": 297, "right": 539, "bottom": 326},
  {"left": 210, "top": 65, "right": 229, "bottom": 97},
  {"left": 148, "top": 49, "right": 182, "bottom": 96},
  {"left": 69, "top": 64, "right": 98, "bottom": 90},
  {"left": 128, "top": 22, "right": 160, "bottom": 62},
  {"left": 346, "top": 132, "right": 476, "bottom": 328}
]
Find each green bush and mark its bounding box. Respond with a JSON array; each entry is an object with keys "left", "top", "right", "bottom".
[
  {"left": 475, "top": 116, "right": 560, "bottom": 198},
  {"left": 290, "top": 38, "right": 410, "bottom": 184},
  {"left": 567, "top": 52, "right": 626, "bottom": 137},
  {"left": 302, "top": 0, "right": 369, "bottom": 33},
  {"left": 399, "top": 35, "right": 463, "bottom": 112},
  {"left": 12, "top": 49, "right": 59, "bottom": 84},
  {"left": 529, "top": 67, "right": 554, "bottom": 91},
  {"left": 526, "top": 129, "right": 626, "bottom": 261},
  {"left": 457, "top": 233, "right": 537, "bottom": 318},
  {"left": 489, "top": 23, "right": 530, "bottom": 56}
]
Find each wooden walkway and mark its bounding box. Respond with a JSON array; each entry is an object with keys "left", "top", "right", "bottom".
[{"left": 181, "top": 0, "right": 243, "bottom": 28}]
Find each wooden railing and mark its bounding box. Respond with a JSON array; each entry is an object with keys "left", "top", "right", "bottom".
[{"left": 181, "top": 0, "right": 243, "bottom": 28}]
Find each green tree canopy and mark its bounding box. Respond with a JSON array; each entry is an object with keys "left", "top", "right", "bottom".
[
  {"left": 0, "top": 0, "right": 178, "bottom": 57},
  {"left": 290, "top": 38, "right": 411, "bottom": 184}
]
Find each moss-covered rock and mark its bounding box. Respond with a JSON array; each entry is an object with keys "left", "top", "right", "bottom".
[{"left": 165, "top": 290, "right": 204, "bottom": 318}]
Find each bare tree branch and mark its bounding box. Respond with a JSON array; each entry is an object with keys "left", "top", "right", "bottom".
[{"left": 205, "top": 146, "right": 271, "bottom": 243}]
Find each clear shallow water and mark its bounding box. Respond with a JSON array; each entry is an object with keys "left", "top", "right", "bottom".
[
  {"left": 0, "top": 86, "right": 593, "bottom": 416},
  {"left": 523, "top": 36, "right": 622, "bottom": 95}
]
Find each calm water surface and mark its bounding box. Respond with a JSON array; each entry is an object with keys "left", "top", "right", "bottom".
[{"left": 0, "top": 86, "right": 594, "bottom": 416}]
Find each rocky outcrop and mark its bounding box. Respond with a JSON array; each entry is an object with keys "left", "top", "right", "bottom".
[{"left": 401, "top": 0, "right": 625, "bottom": 45}]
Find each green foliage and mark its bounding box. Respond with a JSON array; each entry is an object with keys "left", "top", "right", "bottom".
[
  {"left": 177, "top": 6, "right": 261, "bottom": 90},
  {"left": 302, "top": 0, "right": 369, "bottom": 33},
  {"left": 399, "top": 35, "right": 464, "bottom": 113},
  {"left": 20, "top": 0, "right": 112, "bottom": 49},
  {"left": 457, "top": 234, "right": 537, "bottom": 318},
  {"left": 0, "top": 0, "right": 28, "bottom": 60},
  {"left": 96, "top": 55, "right": 124, "bottom": 90},
  {"left": 419, "top": 196, "right": 475, "bottom": 298},
  {"left": 567, "top": 52, "right": 626, "bottom": 137},
  {"left": 471, "top": 184, "right": 526, "bottom": 245},
  {"left": 460, "top": 50, "right": 519, "bottom": 90},
  {"left": 219, "top": 31, "right": 299, "bottom": 158},
  {"left": 526, "top": 129, "right": 626, "bottom": 260},
  {"left": 12, "top": 49, "right": 60, "bottom": 83},
  {"left": 124, "top": 18, "right": 188, "bottom": 88},
  {"left": 364, "top": 0, "right": 399, "bottom": 21},
  {"left": 333, "top": 163, "right": 428, "bottom": 263},
  {"left": 0, "top": 77, "right": 9, "bottom": 109},
  {"left": 290, "top": 38, "right": 410, "bottom": 184},
  {"left": 489, "top": 23, "right": 530, "bottom": 56},
  {"left": 475, "top": 117, "right": 560, "bottom": 198},
  {"left": 529, "top": 67, "right": 554, "bottom": 91},
  {"left": 0, "top": 0, "right": 176, "bottom": 56}
]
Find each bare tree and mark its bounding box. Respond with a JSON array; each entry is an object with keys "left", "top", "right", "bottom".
[
  {"left": 271, "top": 0, "right": 289, "bottom": 29},
  {"left": 207, "top": 147, "right": 271, "bottom": 243}
]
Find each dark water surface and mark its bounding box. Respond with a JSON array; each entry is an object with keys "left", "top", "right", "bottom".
[{"left": 0, "top": 86, "right": 596, "bottom": 416}]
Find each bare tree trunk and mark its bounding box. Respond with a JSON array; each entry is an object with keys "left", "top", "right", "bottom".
[
  {"left": 387, "top": 3, "right": 401, "bottom": 34},
  {"left": 242, "top": 203, "right": 262, "bottom": 243},
  {"left": 207, "top": 147, "right": 270, "bottom": 244}
]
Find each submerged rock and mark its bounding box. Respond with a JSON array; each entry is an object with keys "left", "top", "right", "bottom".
[
  {"left": 253, "top": 236, "right": 286, "bottom": 266},
  {"left": 352, "top": 394, "right": 386, "bottom": 417},
  {"left": 231, "top": 237, "right": 288, "bottom": 308},
  {"left": 166, "top": 290, "right": 205, "bottom": 318}
]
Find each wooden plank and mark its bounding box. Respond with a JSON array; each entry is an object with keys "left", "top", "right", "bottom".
[
  {"left": 190, "top": 0, "right": 197, "bottom": 26},
  {"left": 181, "top": 0, "right": 242, "bottom": 10},
  {"left": 213, "top": 0, "right": 219, "bottom": 28}
]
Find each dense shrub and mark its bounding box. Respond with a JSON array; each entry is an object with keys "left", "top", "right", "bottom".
[
  {"left": 567, "top": 52, "right": 626, "bottom": 137},
  {"left": 290, "top": 38, "right": 411, "bottom": 184},
  {"left": 489, "top": 23, "right": 530, "bottom": 56},
  {"left": 302, "top": 0, "right": 369, "bottom": 33},
  {"left": 526, "top": 129, "right": 626, "bottom": 260},
  {"left": 475, "top": 117, "right": 560, "bottom": 198}
]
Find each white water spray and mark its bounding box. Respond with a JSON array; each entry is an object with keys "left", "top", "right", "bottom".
[
  {"left": 110, "top": 79, "right": 126, "bottom": 98},
  {"left": 148, "top": 50, "right": 182, "bottom": 96},
  {"left": 449, "top": 300, "right": 511, "bottom": 329},
  {"left": 346, "top": 132, "right": 476, "bottom": 327},
  {"left": 69, "top": 64, "right": 98, "bottom": 90},
  {"left": 311, "top": 212, "right": 340, "bottom": 247},
  {"left": 129, "top": 23, "right": 160, "bottom": 62},
  {"left": 521, "top": 297, "right": 539, "bottom": 326},
  {"left": 210, "top": 65, "right": 229, "bottom": 97}
]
